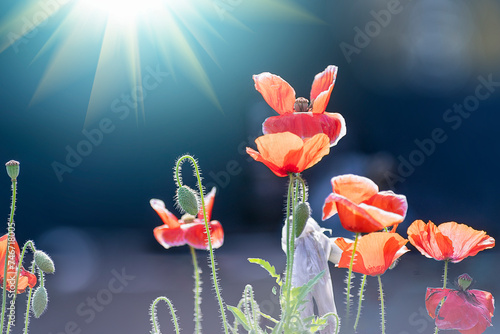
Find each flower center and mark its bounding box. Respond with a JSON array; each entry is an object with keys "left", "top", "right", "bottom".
[
  {"left": 293, "top": 97, "right": 310, "bottom": 112},
  {"left": 181, "top": 213, "right": 196, "bottom": 223}
]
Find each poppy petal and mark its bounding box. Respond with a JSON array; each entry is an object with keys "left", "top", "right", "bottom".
[
  {"left": 331, "top": 174, "right": 379, "bottom": 205},
  {"left": 297, "top": 133, "right": 330, "bottom": 171},
  {"left": 426, "top": 288, "right": 451, "bottom": 319},
  {"left": 184, "top": 220, "right": 224, "bottom": 250},
  {"left": 363, "top": 191, "right": 408, "bottom": 219},
  {"left": 322, "top": 193, "right": 338, "bottom": 221},
  {"left": 253, "top": 72, "right": 295, "bottom": 115},
  {"left": 198, "top": 187, "right": 216, "bottom": 222},
  {"left": 262, "top": 112, "right": 346, "bottom": 147},
  {"left": 150, "top": 199, "right": 180, "bottom": 228},
  {"left": 310, "top": 65, "right": 337, "bottom": 105},
  {"left": 407, "top": 220, "right": 454, "bottom": 261},
  {"left": 153, "top": 225, "right": 185, "bottom": 249},
  {"left": 246, "top": 147, "right": 288, "bottom": 177}
]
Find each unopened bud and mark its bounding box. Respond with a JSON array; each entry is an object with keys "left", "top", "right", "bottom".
[
  {"left": 458, "top": 273, "right": 473, "bottom": 291},
  {"left": 32, "top": 286, "right": 48, "bottom": 318},
  {"left": 293, "top": 97, "right": 310, "bottom": 113},
  {"left": 294, "top": 202, "right": 310, "bottom": 237},
  {"left": 5, "top": 160, "right": 19, "bottom": 180},
  {"left": 176, "top": 186, "right": 199, "bottom": 215},
  {"left": 34, "top": 251, "right": 55, "bottom": 274}
]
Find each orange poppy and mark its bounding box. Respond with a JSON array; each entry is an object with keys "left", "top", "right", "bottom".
[
  {"left": 426, "top": 274, "right": 494, "bottom": 334},
  {"left": 246, "top": 132, "right": 330, "bottom": 177},
  {"left": 150, "top": 187, "right": 224, "bottom": 250},
  {"left": 334, "top": 232, "right": 409, "bottom": 276},
  {"left": 254, "top": 65, "right": 346, "bottom": 147},
  {"left": 0, "top": 234, "right": 37, "bottom": 294},
  {"left": 322, "top": 174, "right": 408, "bottom": 233},
  {"left": 407, "top": 220, "right": 495, "bottom": 263}
]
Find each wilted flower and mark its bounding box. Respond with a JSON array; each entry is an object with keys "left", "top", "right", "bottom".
[
  {"left": 150, "top": 187, "right": 224, "bottom": 250},
  {"left": 246, "top": 132, "right": 330, "bottom": 177},
  {"left": 254, "top": 65, "right": 346, "bottom": 146},
  {"left": 322, "top": 174, "right": 408, "bottom": 233},
  {"left": 407, "top": 220, "right": 495, "bottom": 263}
]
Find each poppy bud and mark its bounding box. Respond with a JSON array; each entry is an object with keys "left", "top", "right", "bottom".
[
  {"left": 176, "top": 186, "right": 199, "bottom": 215},
  {"left": 5, "top": 160, "right": 19, "bottom": 180},
  {"left": 458, "top": 273, "right": 473, "bottom": 291},
  {"left": 295, "top": 202, "right": 310, "bottom": 237},
  {"left": 34, "top": 251, "right": 55, "bottom": 274},
  {"left": 293, "top": 97, "right": 310, "bottom": 113},
  {"left": 32, "top": 286, "right": 48, "bottom": 318}
]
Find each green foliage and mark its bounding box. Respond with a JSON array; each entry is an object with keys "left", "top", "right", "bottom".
[{"left": 248, "top": 258, "right": 282, "bottom": 286}]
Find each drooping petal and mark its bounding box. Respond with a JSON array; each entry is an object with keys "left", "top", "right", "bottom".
[
  {"left": 253, "top": 72, "right": 295, "bottom": 115},
  {"left": 438, "top": 222, "right": 495, "bottom": 263},
  {"left": 14, "top": 268, "right": 37, "bottom": 294},
  {"left": 262, "top": 112, "right": 346, "bottom": 147},
  {"left": 198, "top": 187, "right": 216, "bottom": 222},
  {"left": 310, "top": 65, "right": 338, "bottom": 112},
  {"left": 407, "top": 220, "right": 455, "bottom": 261},
  {"left": 153, "top": 225, "right": 185, "bottom": 249},
  {"left": 183, "top": 220, "right": 224, "bottom": 250},
  {"left": 150, "top": 199, "right": 180, "bottom": 228}
]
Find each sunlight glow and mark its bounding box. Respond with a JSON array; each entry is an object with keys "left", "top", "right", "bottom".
[{"left": 81, "top": 0, "right": 164, "bottom": 22}]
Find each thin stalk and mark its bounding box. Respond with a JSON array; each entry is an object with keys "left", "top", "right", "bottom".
[
  {"left": 23, "top": 262, "right": 36, "bottom": 334},
  {"left": 150, "top": 296, "right": 180, "bottom": 334},
  {"left": 378, "top": 275, "right": 385, "bottom": 334},
  {"left": 354, "top": 274, "right": 367, "bottom": 331},
  {"left": 189, "top": 246, "right": 202, "bottom": 334},
  {"left": 175, "top": 155, "right": 229, "bottom": 334},
  {"left": 434, "top": 260, "right": 449, "bottom": 334},
  {"left": 6, "top": 241, "right": 35, "bottom": 334},
  {"left": 1, "top": 178, "right": 17, "bottom": 332},
  {"left": 345, "top": 232, "right": 360, "bottom": 324}
]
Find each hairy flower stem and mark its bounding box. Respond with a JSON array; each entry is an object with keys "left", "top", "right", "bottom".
[
  {"left": 150, "top": 296, "right": 180, "bottom": 334},
  {"left": 175, "top": 155, "right": 229, "bottom": 334},
  {"left": 6, "top": 241, "right": 35, "bottom": 334},
  {"left": 354, "top": 274, "right": 367, "bottom": 331},
  {"left": 23, "top": 262, "right": 36, "bottom": 334},
  {"left": 1, "top": 178, "right": 17, "bottom": 333},
  {"left": 190, "top": 246, "right": 202, "bottom": 334},
  {"left": 434, "top": 260, "right": 449, "bottom": 334},
  {"left": 345, "top": 232, "right": 360, "bottom": 325},
  {"left": 378, "top": 275, "right": 385, "bottom": 334}
]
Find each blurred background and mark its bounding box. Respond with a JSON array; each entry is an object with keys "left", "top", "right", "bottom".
[{"left": 0, "top": 0, "right": 499, "bottom": 333}]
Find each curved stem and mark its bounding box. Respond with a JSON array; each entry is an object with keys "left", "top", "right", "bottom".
[
  {"left": 23, "top": 262, "right": 36, "bottom": 334},
  {"left": 345, "top": 232, "right": 359, "bottom": 324},
  {"left": 190, "top": 246, "right": 202, "bottom": 334},
  {"left": 150, "top": 296, "right": 180, "bottom": 334},
  {"left": 1, "top": 178, "right": 17, "bottom": 332},
  {"left": 175, "top": 155, "right": 229, "bottom": 334},
  {"left": 354, "top": 274, "right": 367, "bottom": 331},
  {"left": 322, "top": 312, "right": 340, "bottom": 334},
  {"left": 434, "top": 260, "right": 449, "bottom": 334},
  {"left": 378, "top": 275, "right": 385, "bottom": 334},
  {"left": 6, "top": 241, "right": 35, "bottom": 334}
]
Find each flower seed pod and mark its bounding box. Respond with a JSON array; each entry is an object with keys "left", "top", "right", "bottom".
[
  {"left": 176, "top": 186, "right": 199, "bottom": 215},
  {"left": 34, "top": 251, "right": 55, "bottom": 274},
  {"left": 294, "top": 202, "right": 310, "bottom": 237},
  {"left": 458, "top": 273, "right": 473, "bottom": 291},
  {"left": 32, "top": 286, "right": 48, "bottom": 318},
  {"left": 5, "top": 160, "right": 19, "bottom": 180}
]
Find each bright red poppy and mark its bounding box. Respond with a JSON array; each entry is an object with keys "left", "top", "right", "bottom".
[
  {"left": 426, "top": 276, "right": 494, "bottom": 334},
  {"left": 150, "top": 187, "right": 224, "bottom": 250},
  {"left": 334, "top": 232, "right": 409, "bottom": 276},
  {"left": 246, "top": 132, "right": 330, "bottom": 177},
  {"left": 253, "top": 65, "right": 346, "bottom": 147},
  {"left": 322, "top": 174, "right": 408, "bottom": 233},
  {"left": 407, "top": 220, "right": 495, "bottom": 263},
  {"left": 0, "top": 234, "right": 37, "bottom": 294}
]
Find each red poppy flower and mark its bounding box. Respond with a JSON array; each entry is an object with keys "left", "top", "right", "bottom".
[
  {"left": 0, "top": 234, "right": 37, "bottom": 294},
  {"left": 253, "top": 65, "right": 346, "bottom": 146},
  {"left": 407, "top": 220, "right": 495, "bottom": 263},
  {"left": 322, "top": 174, "right": 408, "bottom": 233},
  {"left": 334, "top": 232, "right": 409, "bottom": 276},
  {"left": 426, "top": 284, "right": 494, "bottom": 334},
  {"left": 150, "top": 187, "right": 224, "bottom": 250},
  {"left": 246, "top": 132, "right": 330, "bottom": 177}
]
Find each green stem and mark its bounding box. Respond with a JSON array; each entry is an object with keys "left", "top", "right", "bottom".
[
  {"left": 434, "top": 260, "right": 449, "bottom": 334},
  {"left": 354, "top": 274, "right": 367, "bottom": 331},
  {"left": 345, "top": 232, "right": 359, "bottom": 324},
  {"left": 175, "top": 155, "right": 229, "bottom": 334},
  {"left": 378, "top": 275, "right": 385, "bottom": 334},
  {"left": 23, "top": 262, "right": 36, "bottom": 334},
  {"left": 1, "top": 178, "right": 17, "bottom": 333},
  {"left": 322, "top": 312, "right": 340, "bottom": 334},
  {"left": 150, "top": 296, "right": 180, "bottom": 334},
  {"left": 6, "top": 241, "right": 35, "bottom": 334},
  {"left": 190, "top": 246, "right": 202, "bottom": 334}
]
